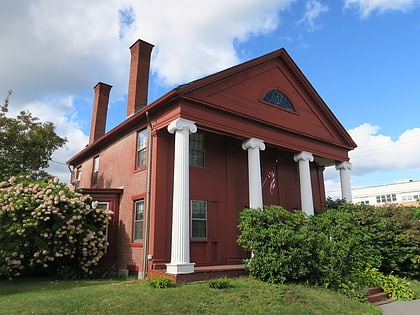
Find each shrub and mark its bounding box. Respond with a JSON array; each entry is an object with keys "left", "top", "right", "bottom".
[
  {"left": 238, "top": 202, "right": 419, "bottom": 295},
  {"left": 237, "top": 205, "right": 380, "bottom": 288},
  {"left": 237, "top": 206, "right": 318, "bottom": 284},
  {"left": 208, "top": 277, "right": 232, "bottom": 289},
  {"left": 411, "top": 206, "right": 420, "bottom": 220},
  {"left": 325, "top": 200, "right": 420, "bottom": 279},
  {"left": 355, "top": 267, "right": 415, "bottom": 301},
  {"left": 148, "top": 276, "right": 175, "bottom": 289},
  {"left": 311, "top": 209, "right": 381, "bottom": 289},
  {"left": 0, "top": 174, "right": 112, "bottom": 279},
  {"left": 338, "top": 280, "right": 369, "bottom": 302}
]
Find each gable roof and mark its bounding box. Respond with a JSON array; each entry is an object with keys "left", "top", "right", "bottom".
[
  {"left": 68, "top": 47, "right": 356, "bottom": 166},
  {"left": 174, "top": 48, "right": 356, "bottom": 151}
]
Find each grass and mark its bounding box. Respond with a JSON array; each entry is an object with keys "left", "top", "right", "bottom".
[
  {"left": 410, "top": 279, "right": 420, "bottom": 298},
  {"left": 0, "top": 276, "right": 387, "bottom": 315}
]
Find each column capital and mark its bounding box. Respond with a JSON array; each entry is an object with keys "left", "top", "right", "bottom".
[
  {"left": 335, "top": 161, "right": 352, "bottom": 171},
  {"left": 293, "top": 151, "right": 314, "bottom": 163},
  {"left": 242, "top": 138, "right": 265, "bottom": 151},
  {"left": 167, "top": 118, "right": 197, "bottom": 134}
]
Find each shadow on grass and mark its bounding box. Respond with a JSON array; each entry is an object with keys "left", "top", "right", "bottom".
[{"left": 0, "top": 276, "right": 127, "bottom": 296}]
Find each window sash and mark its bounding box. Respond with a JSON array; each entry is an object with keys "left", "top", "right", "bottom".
[
  {"left": 92, "top": 172, "right": 98, "bottom": 186},
  {"left": 92, "top": 157, "right": 100, "bottom": 186},
  {"left": 133, "top": 200, "right": 144, "bottom": 241},
  {"left": 137, "top": 149, "right": 147, "bottom": 168},
  {"left": 75, "top": 166, "right": 82, "bottom": 187},
  {"left": 191, "top": 200, "right": 207, "bottom": 239},
  {"left": 189, "top": 133, "right": 205, "bottom": 168},
  {"left": 93, "top": 157, "right": 100, "bottom": 171},
  {"left": 137, "top": 130, "right": 147, "bottom": 168}
]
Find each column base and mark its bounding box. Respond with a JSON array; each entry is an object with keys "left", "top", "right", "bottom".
[
  {"left": 166, "top": 262, "right": 195, "bottom": 274},
  {"left": 302, "top": 208, "right": 314, "bottom": 216}
]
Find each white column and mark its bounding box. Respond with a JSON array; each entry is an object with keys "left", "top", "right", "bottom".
[
  {"left": 335, "top": 161, "right": 352, "bottom": 203},
  {"left": 166, "top": 118, "right": 197, "bottom": 274},
  {"left": 294, "top": 151, "right": 314, "bottom": 216},
  {"left": 242, "top": 138, "right": 265, "bottom": 209}
]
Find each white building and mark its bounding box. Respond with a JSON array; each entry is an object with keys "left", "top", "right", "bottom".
[{"left": 352, "top": 180, "right": 420, "bottom": 206}]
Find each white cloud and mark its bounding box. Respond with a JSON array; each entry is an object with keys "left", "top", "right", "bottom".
[
  {"left": 344, "top": 0, "right": 420, "bottom": 18},
  {"left": 126, "top": 0, "right": 294, "bottom": 85},
  {"left": 324, "top": 123, "right": 420, "bottom": 197},
  {"left": 298, "top": 0, "right": 329, "bottom": 31},
  {"left": 348, "top": 123, "right": 420, "bottom": 175},
  {"left": 0, "top": 0, "right": 295, "bottom": 181},
  {"left": 324, "top": 178, "right": 343, "bottom": 199},
  {"left": 1, "top": 0, "right": 294, "bottom": 100}
]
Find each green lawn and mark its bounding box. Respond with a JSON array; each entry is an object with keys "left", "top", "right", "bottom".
[
  {"left": 410, "top": 279, "right": 420, "bottom": 298},
  {"left": 0, "top": 276, "right": 383, "bottom": 315}
]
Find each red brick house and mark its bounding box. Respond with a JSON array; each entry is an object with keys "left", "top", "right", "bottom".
[{"left": 67, "top": 39, "right": 356, "bottom": 280}]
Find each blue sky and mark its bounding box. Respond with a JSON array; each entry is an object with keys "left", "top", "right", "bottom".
[{"left": 1, "top": 0, "right": 420, "bottom": 198}]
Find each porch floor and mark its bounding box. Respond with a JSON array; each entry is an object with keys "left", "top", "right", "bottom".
[{"left": 148, "top": 264, "right": 247, "bottom": 284}]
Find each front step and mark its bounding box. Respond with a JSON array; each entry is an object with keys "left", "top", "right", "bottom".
[{"left": 366, "top": 287, "right": 393, "bottom": 306}]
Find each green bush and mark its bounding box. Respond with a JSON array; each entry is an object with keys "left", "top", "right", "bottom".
[
  {"left": 338, "top": 280, "right": 369, "bottom": 302},
  {"left": 238, "top": 202, "right": 419, "bottom": 296},
  {"left": 208, "top": 277, "right": 232, "bottom": 289},
  {"left": 409, "top": 206, "right": 420, "bottom": 220},
  {"left": 237, "top": 206, "right": 317, "bottom": 284},
  {"left": 0, "top": 174, "right": 112, "bottom": 279},
  {"left": 355, "top": 267, "right": 415, "bottom": 301},
  {"left": 237, "top": 205, "right": 380, "bottom": 288},
  {"left": 325, "top": 200, "right": 420, "bottom": 279},
  {"left": 148, "top": 276, "right": 175, "bottom": 289},
  {"left": 311, "top": 209, "right": 381, "bottom": 289}
]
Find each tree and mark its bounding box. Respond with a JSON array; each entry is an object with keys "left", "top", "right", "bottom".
[{"left": 0, "top": 90, "right": 67, "bottom": 181}]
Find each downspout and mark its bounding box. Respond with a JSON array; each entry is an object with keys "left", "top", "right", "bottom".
[{"left": 139, "top": 111, "right": 153, "bottom": 279}]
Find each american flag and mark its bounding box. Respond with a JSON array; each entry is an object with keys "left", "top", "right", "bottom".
[{"left": 267, "top": 170, "right": 276, "bottom": 195}]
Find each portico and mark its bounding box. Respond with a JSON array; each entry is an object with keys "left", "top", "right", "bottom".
[{"left": 165, "top": 118, "right": 354, "bottom": 275}]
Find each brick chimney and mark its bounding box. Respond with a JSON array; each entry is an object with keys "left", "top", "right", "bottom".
[
  {"left": 89, "top": 82, "right": 112, "bottom": 144},
  {"left": 126, "top": 39, "right": 154, "bottom": 116}
]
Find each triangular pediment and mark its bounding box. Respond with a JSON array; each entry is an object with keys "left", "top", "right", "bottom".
[{"left": 176, "top": 48, "right": 356, "bottom": 152}]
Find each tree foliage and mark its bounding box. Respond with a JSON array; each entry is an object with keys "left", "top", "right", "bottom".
[
  {"left": 0, "top": 174, "right": 112, "bottom": 279},
  {"left": 0, "top": 90, "right": 67, "bottom": 181}
]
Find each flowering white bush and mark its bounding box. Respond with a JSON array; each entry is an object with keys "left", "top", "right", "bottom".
[{"left": 0, "top": 174, "right": 112, "bottom": 279}]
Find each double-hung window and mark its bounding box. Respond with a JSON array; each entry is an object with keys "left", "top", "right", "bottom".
[
  {"left": 133, "top": 200, "right": 144, "bottom": 241},
  {"left": 191, "top": 200, "right": 207, "bottom": 239},
  {"left": 136, "top": 129, "right": 147, "bottom": 168}
]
